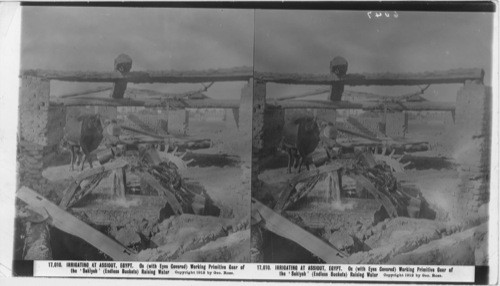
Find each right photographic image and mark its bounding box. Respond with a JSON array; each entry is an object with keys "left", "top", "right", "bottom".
[{"left": 251, "top": 9, "right": 494, "bottom": 265}]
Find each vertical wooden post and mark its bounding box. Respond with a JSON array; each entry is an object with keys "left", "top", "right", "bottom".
[
  {"left": 112, "top": 167, "right": 126, "bottom": 199},
  {"left": 183, "top": 109, "right": 189, "bottom": 136},
  {"left": 329, "top": 57, "right": 348, "bottom": 102},
  {"left": 111, "top": 54, "right": 132, "bottom": 99},
  {"left": 326, "top": 171, "right": 341, "bottom": 203}
]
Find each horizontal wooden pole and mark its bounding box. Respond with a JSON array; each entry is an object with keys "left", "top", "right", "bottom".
[
  {"left": 270, "top": 99, "right": 455, "bottom": 111},
  {"left": 51, "top": 97, "right": 240, "bottom": 108},
  {"left": 255, "top": 68, "right": 484, "bottom": 86},
  {"left": 22, "top": 66, "right": 253, "bottom": 83}
]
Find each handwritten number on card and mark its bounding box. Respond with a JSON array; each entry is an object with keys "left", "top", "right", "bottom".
[{"left": 367, "top": 11, "right": 399, "bottom": 19}]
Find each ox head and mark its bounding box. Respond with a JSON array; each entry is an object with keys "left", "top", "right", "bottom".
[
  {"left": 330, "top": 56, "right": 348, "bottom": 78},
  {"left": 304, "top": 116, "right": 319, "bottom": 132},
  {"left": 321, "top": 122, "right": 338, "bottom": 140},
  {"left": 77, "top": 113, "right": 104, "bottom": 134}
]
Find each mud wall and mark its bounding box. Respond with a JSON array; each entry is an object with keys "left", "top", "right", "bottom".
[
  {"left": 452, "top": 81, "right": 490, "bottom": 217},
  {"left": 385, "top": 112, "right": 408, "bottom": 138},
  {"left": 18, "top": 76, "right": 66, "bottom": 196},
  {"left": 252, "top": 81, "right": 266, "bottom": 155}
]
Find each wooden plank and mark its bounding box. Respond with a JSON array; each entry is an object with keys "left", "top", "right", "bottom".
[
  {"left": 67, "top": 172, "right": 108, "bottom": 209},
  {"left": 351, "top": 174, "right": 398, "bottom": 218},
  {"left": 59, "top": 181, "right": 80, "bottom": 209},
  {"left": 253, "top": 198, "right": 347, "bottom": 263},
  {"left": 274, "top": 185, "right": 295, "bottom": 212},
  {"left": 273, "top": 163, "right": 343, "bottom": 211},
  {"left": 137, "top": 172, "right": 183, "bottom": 215},
  {"left": 21, "top": 66, "right": 253, "bottom": 83},
  {"left": 272, "top": 99, "right": 456, "bottom": 111},
  {"left": 255, "top": 68, "right": 484, "bottom": 86},
  {"left": 17, "top": 187, "right": 135, "bottom": 261},
  {"left": 282, "top": 175, "right": 323, "bottom": 211},
  {"left": 290, "top": 162, "right": 343, "bottom": 186},
  {"left": 51, "top": 97, "right": 240, "bottom": 108},
  {"left": 75, "top": 158, "right": 128, "bottom": 182}
]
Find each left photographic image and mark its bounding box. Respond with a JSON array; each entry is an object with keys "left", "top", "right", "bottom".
[{"left": 15, "top": 6, "right": 253, "bottom": 263}]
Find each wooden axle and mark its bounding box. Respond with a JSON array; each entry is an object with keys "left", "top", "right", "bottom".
[
  {"left": 51, "top": 97, "right": 240, "bottom": 108},
  {"left": 21, "top": 66, "right": 253, "bottom": 83},
  {"left": 255, "top": 68, "right": 484, "bottom": 86}
]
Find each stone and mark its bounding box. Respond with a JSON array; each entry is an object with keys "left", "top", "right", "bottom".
[
  {"left": 328, "top": 230, "right": 355, "bottom": 254},
  {"left": 113, "top": 226, "right": 141, "bottom": 247}
]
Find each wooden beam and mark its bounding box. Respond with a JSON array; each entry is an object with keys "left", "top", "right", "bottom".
[
  {"left": 252, "top": 198, "right": 348, "bottom": 263},
  {"left": 74, "top": 159, "right": 128, "bottom": 182},
  {"left": 60, "top": 160, "right": 127, "bottom": 209},
  {"left": 121, "top": 125, "right": 165, "bottom": 139},
  {"left": 59, "top": 181, "right": 80, "bottom": 209},
  {"left": 67, "top": 172, "right": 108, "bottom": 209},
  {"left": 59, "top": 87, "right": 113, "bottom": 98},
  {"left": 273, "top": 163, "right": 343, "bottom": 211},
  {"left": 21, "top": 66, "right": 253, "bottom": 83},
  {"left": 17, "top": 187, "right": 136, "bottom": 261},
  {"left": 271, "top": 99, "right": 456, "bottom": 111},
  {"left": 137, "top": 172, "right": 183, "bottom": 215},
  {"left": 351, "top": 174, "right": 398, "bottom": 218},
  {"left": 337, "top": 127, "right": 382, "bottom": 142},
  {"left": 255, "top": 68, "right": 484, "bottom": 86},
  {"left": 51, "top": 97, "right": 240, "bottom": 108}
]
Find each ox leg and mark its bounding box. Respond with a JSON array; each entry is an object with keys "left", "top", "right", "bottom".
[
  {"left": 292, "top": 150, "right": 300, "bottom": 169},
  {"left": 80, "top": 150, "right": 93, "bottom": 171},
  {"left": 80, "top": 153, "right": 86, "bottom": 171},
  {"left": 70, "top": 146, "right": 75, "bottom": 171},
  {"left": 297, "top": 156, "right": 303, "bottom": 173},
  {"left": 304, "top": 156, "right": 311, "bottom": 171},
  {"left": 286, "top": 148, "right": 293, "bottom": 174},
  {"left": 75, "top": 148, "right": 82, "bottom": 168}
]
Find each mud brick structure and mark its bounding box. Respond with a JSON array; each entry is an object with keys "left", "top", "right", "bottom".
[
  {"left": 252, "top": 80, "right": 267, "bottom": 155},
  {"left": 18, "top": 76, "right": 66, "bottom": 195},
  {"left": 385, "top": 112, "right": 408, "bottom": 138},
  {"left": 168, "top": 109, "right": 189, "bottom": 135},
  {"left": 239, "top": 79, "right": 253, "bottom": 132},
  {"left": 451, "top": 81, "right": 491, "bottom": 217}
]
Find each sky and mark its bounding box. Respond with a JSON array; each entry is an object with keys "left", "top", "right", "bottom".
[
  {"left": 20, "top": 8, "right": 495, "bottom": 102},
  {"left": 254, "top": 10, "right": 494, "bottom": 102},
  {"left": 21, "top": 7, "right": 254, "bottom": 99}
]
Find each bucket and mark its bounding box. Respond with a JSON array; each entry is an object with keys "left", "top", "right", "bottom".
[{"left": 97, "top": 149, "right": 114, "bottom": 165}]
